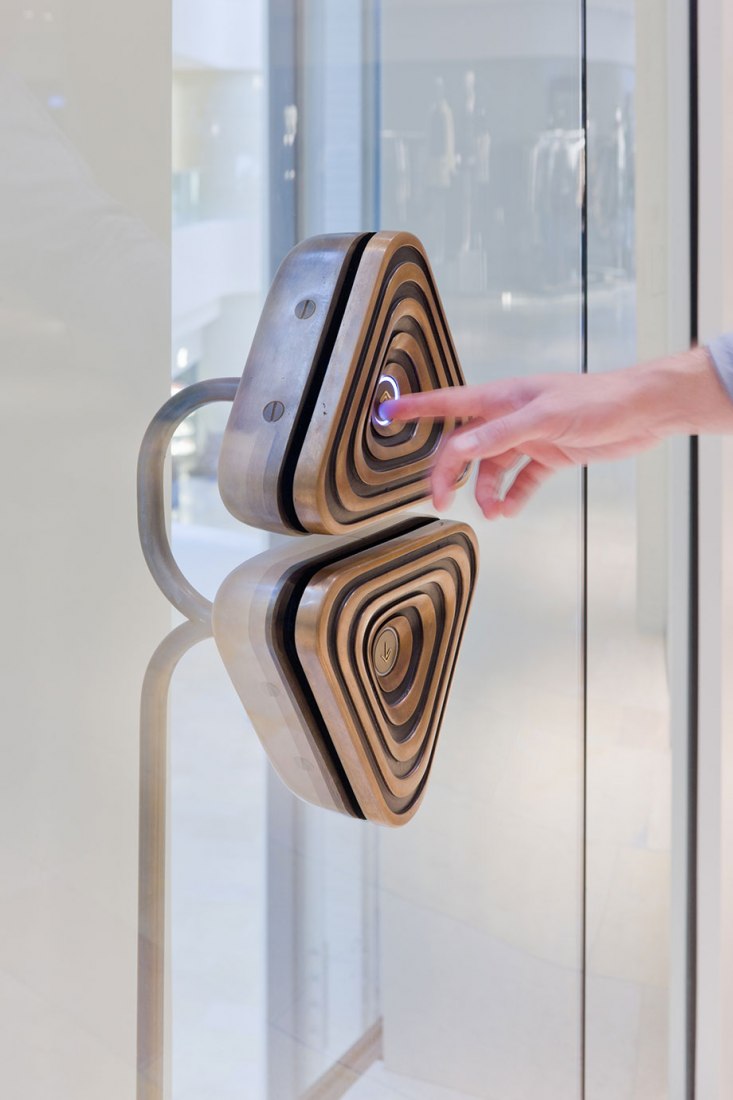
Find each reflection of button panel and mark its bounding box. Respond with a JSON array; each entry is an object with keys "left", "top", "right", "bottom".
[
  {"left": 294, "top": 518, "right": 478, "bottom": 824},
  {"left": 213, "top": 516, "right": 479, "bottom": 827}
]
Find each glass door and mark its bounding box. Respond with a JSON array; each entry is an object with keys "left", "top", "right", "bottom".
[
  {"left": 270, "top": 2, "right": 585, "bottom": 1096},
  {"left": 164, "top": 1, "right": 693, "bottom": 1097}
]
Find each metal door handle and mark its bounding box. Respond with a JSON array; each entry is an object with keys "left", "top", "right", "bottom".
[{"left": 137, "top": 377, "right": 240, "bottom": 623}]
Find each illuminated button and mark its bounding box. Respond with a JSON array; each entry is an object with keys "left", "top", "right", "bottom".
[{"left": 371, "top": 375, "right": 400, "bottom": 433}]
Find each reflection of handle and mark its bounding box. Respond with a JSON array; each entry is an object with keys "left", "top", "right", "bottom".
[
  {"left": 137, "top": 378, "right": 240, "bottom": 623},
  {"left": 137, "top": 620, "right": 212, "bottom": 1099}
]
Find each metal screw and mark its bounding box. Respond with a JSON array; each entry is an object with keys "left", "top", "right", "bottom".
[
  {"left": 263, "top": 400, "right": 285, "bottom": 422},
  {"left": 295, "top": 298, "right": 316, "bottom": 319}
]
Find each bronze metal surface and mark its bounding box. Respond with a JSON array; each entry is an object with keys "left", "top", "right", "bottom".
[
  {"left": 218, "top": 231, "right": 469, "bottom": 535},
  {"left": 213, "top": 516, "right": 479, "bottom": 826}
]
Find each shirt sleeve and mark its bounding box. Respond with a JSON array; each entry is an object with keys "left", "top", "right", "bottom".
[{"left": 708, "top": 333, "right": 733, "bottom": 404}]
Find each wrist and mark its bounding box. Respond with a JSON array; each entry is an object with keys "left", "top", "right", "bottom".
[{"left": 635, "top": 346, "right": 733, "bottom": 436}]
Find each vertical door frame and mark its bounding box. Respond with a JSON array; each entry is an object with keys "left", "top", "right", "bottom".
[
  {"left": 583, "top": 0, "right": 697, "bottom": 1095},
  {"left": 265, "top": 4, "right": 300, "bottom": 1091},
  {"left": 694, "top": 0, "right": 733, "bottom": 1096}
]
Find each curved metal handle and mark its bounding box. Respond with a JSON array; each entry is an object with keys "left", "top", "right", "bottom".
[{"left": 137, "top": 378, "right": 240, "bottom": 623}]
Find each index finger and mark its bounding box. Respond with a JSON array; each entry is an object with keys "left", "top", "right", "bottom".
[
  {"left": 381, "top": 385, "right": 478, "bottom": 422},
  {"left": 382, "top": 380, "right": 516, "bottom": 423}
]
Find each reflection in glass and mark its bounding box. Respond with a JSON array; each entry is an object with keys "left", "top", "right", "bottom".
[
  {"left": 138, "top": 620, "right": 212, "bottom": 1100},
  {"left": 214, "top": 517, "right": 478, "bottom": 825},
  {"left": 137, "top": 514, "right": 478, "bottom": 1096}
]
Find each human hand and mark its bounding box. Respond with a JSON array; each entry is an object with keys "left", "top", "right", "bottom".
[{"left": 382, "top": 347, "right": 733, "bottom": 518}]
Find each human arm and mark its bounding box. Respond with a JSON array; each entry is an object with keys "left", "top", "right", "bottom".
[
  {"left": 708, "top": 333, "right": 733, "bottom": 404},
  {"left": 382, "top": 341, "right": 733, "bottom": 518}
]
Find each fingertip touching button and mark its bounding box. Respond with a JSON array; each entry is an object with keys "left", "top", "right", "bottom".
[{"left": 371, "top": 375, "right": 400, "bottom": 432}]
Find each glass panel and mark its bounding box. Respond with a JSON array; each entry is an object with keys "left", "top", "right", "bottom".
[
  {"left": 165, "top": 2, "right": 587, "bottom": 1098},
  {"left": 275, "top": 2, "right": 586, "bottom": 1097},
  {"left": 172, "top": 1, "right": 266, "bottom": 546},
  {"left": 168, "top": 3, "right": 270, "bottom": 1096},
  {"left": 585, "top": 0, "right": 691, "bottom": 1095}
]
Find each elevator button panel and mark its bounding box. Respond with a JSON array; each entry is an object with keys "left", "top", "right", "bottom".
[
  {"left": 218, "top": 230, "right": 470, "bottom": 535},
  {"left": 137, "top": 232, "right": 479, "bottom": 827}
]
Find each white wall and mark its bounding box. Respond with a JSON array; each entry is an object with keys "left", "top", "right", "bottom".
[{"left": 0, "top": 3, "right": 171, "bottom": 1098}]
